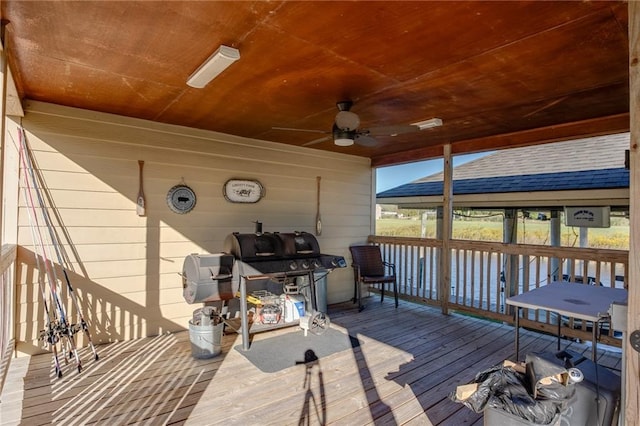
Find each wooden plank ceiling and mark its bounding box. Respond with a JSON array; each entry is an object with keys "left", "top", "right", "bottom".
[{"left": 0, "top": 1, "right": 630, "bottom": 166}]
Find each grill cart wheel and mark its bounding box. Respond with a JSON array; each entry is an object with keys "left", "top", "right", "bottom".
[{"left": 309, "top": 312, "right": 330, "bottom": 335}]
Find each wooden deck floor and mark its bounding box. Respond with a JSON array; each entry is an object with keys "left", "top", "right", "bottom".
[{"left": 0, "top": 298, "right": 622, "bottom": 425}]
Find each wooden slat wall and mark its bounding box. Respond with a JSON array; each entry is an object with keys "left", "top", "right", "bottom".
[{"left": 11, "top": 100, "right": 371, "bottom": 355}]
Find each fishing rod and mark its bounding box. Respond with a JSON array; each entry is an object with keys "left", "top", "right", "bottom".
[
  {"left": 21, "top": 127, "right": 99, "bottom": 363},
  {"left": 17, "top": 134, "right": 66, "bottom": 376},
  {"left": 19, "top": 129, "right": 83, "bottom": 370},
  {"left": 18, "top": 128, "right": 82, "bottom": 374},
  {"left": 19, "top": 167, "right": 64, "bottom": 376}
]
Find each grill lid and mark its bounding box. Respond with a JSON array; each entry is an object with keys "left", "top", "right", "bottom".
[
  {"left": 224, "top": 231, "right": 320, "bottom": 260},
  {"left": 182, "top": 253, "right": 238, "bottom": 303},
  {"left": 224, "top": 232, "right": 284, "bottom": 259},
  {"left": 279, "top": 232, "right": 320, "bottom": 256}
]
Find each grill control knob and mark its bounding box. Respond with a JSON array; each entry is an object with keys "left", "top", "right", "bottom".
[
  {"left": 288, "top": 261, "right": 298, "bottom": 271},
  {"left": 300, "top": 260, "right": 310, "bottom": 269},
  {"left": 331, "top": 258, "right": 339, "bottom": 267},
  {"left": 312, "top": 259, "right": 322, "bottom": 268}
]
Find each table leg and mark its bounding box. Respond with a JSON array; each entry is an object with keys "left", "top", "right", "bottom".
[
  {"left": 557, "top": 313, "right": 561, "bottom": 351},
  {"left": 592, "top": 320, "right": 598, "bottom": 362},
  {"left": 240, "top": 277, "right": 250, "bottom": 351},
  {"left": 308, "top": 271, "right": 318, "bottom": 312},
  {"left": 514, "top": 307, "right": 520, "bottom": 362}
]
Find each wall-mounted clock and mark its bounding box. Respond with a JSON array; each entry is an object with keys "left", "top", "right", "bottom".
[{"left": 167, "top": 184, "right": 196, "bottom": 214}]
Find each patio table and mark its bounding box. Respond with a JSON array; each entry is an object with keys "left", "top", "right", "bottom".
[{"left": 506, "top": 282, "right": 627, "bottom": 361}]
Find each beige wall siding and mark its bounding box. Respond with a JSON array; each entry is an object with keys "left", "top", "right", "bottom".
[{"left": 12, "top": 101, "right": 372, "bottom": 354}]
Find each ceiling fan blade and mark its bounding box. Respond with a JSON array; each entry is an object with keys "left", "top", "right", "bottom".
[
  {"left": 272, "top": 126, "right": 329, "bottom": 134},
  {"left": 366, "top": 124, "right": 421, "bottom": 136},
  {"left": 354, "top": 134, "right": 378, "bottom": 147},
  {"left": 302, "top": 135, "right": 332, "bottom": 147}
]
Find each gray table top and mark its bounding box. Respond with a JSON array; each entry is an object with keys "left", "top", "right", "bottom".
[{"left": 506, "top": 282, "right": 628, "bottom": 322}]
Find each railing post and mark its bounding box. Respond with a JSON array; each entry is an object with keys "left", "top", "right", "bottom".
[
  {"left": 550, "top": 210, "right": 561, "bottom": 281},
  {"left": 436, "top": 207, "right": 442, "bottom": 303},
  {"left": 440, "top": 144, "right": 453, "bottom": 315},
  {"left": 503, "top": 209, "right": 518, "bottom": 314}
]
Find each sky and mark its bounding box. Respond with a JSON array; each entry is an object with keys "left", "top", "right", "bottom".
[{"left": 376, "top": 152, "right": 489, "bottom": 193}]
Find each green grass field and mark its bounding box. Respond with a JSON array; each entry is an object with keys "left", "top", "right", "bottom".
[{"left": 376, "top": 217, "right": 629, "bottom": 250}]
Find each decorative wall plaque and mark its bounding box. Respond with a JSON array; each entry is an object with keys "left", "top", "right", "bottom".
[
  {"left": 223, "top": 179, "right": 264, "bottom": 203},
  {"left": 166, "top": 184, "right": 197, "bottom": 214}
]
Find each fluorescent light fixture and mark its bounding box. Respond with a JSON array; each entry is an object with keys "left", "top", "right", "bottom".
[
  {"left": 187, "top": 45, "right": 240, "bottom": 88},
  {"left": 412, "top": 118, "right": 443, "bottom": 130}
]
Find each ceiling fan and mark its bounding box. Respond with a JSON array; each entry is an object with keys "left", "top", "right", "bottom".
[{"left": 273, "top": 101, "right": 443, "bottom": 147}]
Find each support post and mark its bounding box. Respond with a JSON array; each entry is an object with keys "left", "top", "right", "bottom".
[
  {"left": 503, "top": 209, "right": 518, "bottom": 313},
  {"left": 0, "top": 21, "right": 8, "bottom": 247},
  {"left": 550, "top": 210, "right": 561, "bottom": 282},
  {"left": 440, "top": 144, "right": 453, "bottom": 315},
  {"left": 420, "top": 211, "right": 428, "bottom": 238},
  {"left": 626, "top": 2, "right": 640, "bottom": 424},
  {"left": 435, "top": 206, "right": 443, "bottom": 298}
]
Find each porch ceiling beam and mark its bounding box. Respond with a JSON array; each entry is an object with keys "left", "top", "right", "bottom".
[{"left": 371, "top": 113, "right": 630, "bottom": 167}]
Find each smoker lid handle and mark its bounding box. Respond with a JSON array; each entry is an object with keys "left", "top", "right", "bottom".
[{"left": 210, "top": 274, "right": 233, "bottom": 280}]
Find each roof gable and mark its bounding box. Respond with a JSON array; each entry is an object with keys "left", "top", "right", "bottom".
[{"left": 416, "top": 133, "right": 629, "bottom": 183}]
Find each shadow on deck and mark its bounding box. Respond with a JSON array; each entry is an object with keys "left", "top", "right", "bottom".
[{"left": 0, "top": 298, "right": 621, "bottom": 425}]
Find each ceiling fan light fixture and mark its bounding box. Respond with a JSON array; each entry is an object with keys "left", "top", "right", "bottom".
[
  {"left": 334, "top": 137, "right": 354, "bottom": 146},
  {"left": 187, "top": 45, "right": 240, "bottom": 88},
  {"left": 333, "top": 126, "right": 355, "bottom": 146},
  {"left": 412, "top": 118, "right": 443, "bottom": 130}
]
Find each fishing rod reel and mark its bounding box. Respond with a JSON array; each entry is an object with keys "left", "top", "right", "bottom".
[{"left": 38, "top": 320, "right": 81, "bottom": 346}]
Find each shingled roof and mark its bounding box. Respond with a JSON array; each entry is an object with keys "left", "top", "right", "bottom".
[{"left": 377, "top": 133, "right": 630, "bottom": 209}]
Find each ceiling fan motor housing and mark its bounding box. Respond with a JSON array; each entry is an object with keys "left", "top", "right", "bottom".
[
  {"left": 335, "top": 111, "right": 360, "bottom": 130},
  {"left": 335, "top": 100, "right": 360, "bottom": 130},
  {"left": 336, "top": 101, "right": 353, "bottom": 111}
]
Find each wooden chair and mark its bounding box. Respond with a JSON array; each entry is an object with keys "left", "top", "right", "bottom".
[{"left": 349, "top": 245, "right": 398, "bottom": 311}]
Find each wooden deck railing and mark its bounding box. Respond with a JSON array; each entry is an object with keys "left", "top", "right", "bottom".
[
  {"left": 368, "top": 236, "right": 628, "bottom": 347},
  {"left": 0, "top": 244, "right": 17, "bottom": 396}
]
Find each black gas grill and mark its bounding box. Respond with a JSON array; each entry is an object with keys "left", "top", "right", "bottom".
[
  {"left": 224, "top": 231, "right": 346, "bottom": 350},
  {"left": 224, "top": 231, "right": 347, "bottom": 277}
]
